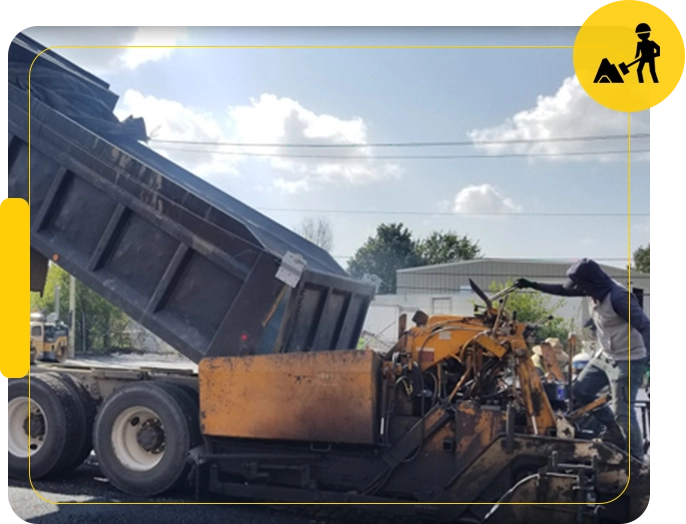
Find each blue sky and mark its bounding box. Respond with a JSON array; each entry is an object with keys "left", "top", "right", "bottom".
[{"left": 22, "top": 26, "right": 650, "bottom": 270}]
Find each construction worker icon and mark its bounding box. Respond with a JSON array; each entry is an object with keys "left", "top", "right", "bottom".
[
  {"left": 574, "top": 1, "right": 684, "bottom": 112},
  {"left": 593, "top": 23, "right": 660, "bottom": 84},
  {"left": 634, "top": 23, "right": 660, "bottom": 82}
]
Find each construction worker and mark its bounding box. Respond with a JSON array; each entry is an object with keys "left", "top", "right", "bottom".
[
  {"left": 515, "top": 258, "right": 650, "bottom": 462},
  {"left": 571, "top": 352, "right": 591, "bottom": 378},
  {"left": 531, "top": 338, "right": 569, "bottom": 380},
  {"left": 546, "top": 337, "right": 569, "bottom": 373},
  {"left": 530, "top": 345, "right": 546, "bottom": 377},
  {"left": 635, "top": 22, "right": 660, "bottom": 83}
]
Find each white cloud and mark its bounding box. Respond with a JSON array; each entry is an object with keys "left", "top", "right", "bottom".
[
  {"left": 468, "top": 76, "right": 649, "bottom": 161},
  {"left": 22, "top": 27, "right": 186, "bottom": 74},
  {"left": 114, "top": 89, "right": 239, "bottom": 178},
  {"left": 274, "top": 178, "right": 311, "bottom": 194},
  {"left": 453, "top": 184, "right": 522, "bottom": 215},
  {"left": 228, "top": 94, "right": 401, "bottom": 188},
  {"left": 117, "top": 27, "right": 186, "bottom": 70},
  {"left": 113, "top": 90, "right": 397, "bottom": 191}
]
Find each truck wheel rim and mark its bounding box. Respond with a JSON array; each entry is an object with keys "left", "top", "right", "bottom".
[
  {"left": 8, "top": 397, "right": 48, "bottom": 458},
  {"left": 111, "top": 406, "right": 166, "bottom": 471}
]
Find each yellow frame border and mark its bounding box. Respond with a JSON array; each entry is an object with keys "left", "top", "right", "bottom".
[{"left": 19, "top": 42, "right": 639, "bottom": 511}]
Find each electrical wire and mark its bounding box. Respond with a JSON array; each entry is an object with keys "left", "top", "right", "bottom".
[
  {"left": 260, "top": 208, "right": 649, "bottom": 217},
  {"left": 149, "top": 146, "right": 649, "bottom": 161},
  {"left": 148, "top": 133, "right": 650, "bottom": 149}
]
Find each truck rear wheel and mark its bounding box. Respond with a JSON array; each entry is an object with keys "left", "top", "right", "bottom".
[
  {"left": 43, "top": 372, "right": 97, "bottom": 472},
  {"left": 8, "top": 374, "right": 83, "bottom": 480},
  {"left": 93, "top": 382, "right": 200, "bottom": 496}
]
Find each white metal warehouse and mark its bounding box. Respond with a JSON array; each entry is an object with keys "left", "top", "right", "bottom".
[{"left": 362, "top": 258, "right": 649, "bottom": 350}]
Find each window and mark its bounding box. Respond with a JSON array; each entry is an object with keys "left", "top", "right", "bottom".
[{"left": 31, "top": 326, "right": 42, "bottom": 337}]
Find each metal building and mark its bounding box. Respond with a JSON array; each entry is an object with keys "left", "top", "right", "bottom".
[
  {"left": 362, "top": 259, "right": 650, "bottom": 350},
  {"left": 397, "top": 258, "right": 649, "bottom": 300}
]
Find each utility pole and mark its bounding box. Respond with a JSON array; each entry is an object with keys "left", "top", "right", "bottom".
[
  {"left": 54, "top": 284, "right": 60, "bottom": 321},
  {"left": 69, "top": 275, "right": 76, "bottom": 358}
]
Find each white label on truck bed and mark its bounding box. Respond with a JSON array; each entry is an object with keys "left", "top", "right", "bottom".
[{"left": 276, "top": 251, "right": 306, "bottom": 288}]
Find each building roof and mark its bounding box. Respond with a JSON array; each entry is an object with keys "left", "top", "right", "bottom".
[{"left": 397, "top": 257, "right": 648, "bottom": 277}]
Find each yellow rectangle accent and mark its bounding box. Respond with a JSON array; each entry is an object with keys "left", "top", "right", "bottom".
[{"left": 1, "top": 198, "right": 30, "bottom": 378}]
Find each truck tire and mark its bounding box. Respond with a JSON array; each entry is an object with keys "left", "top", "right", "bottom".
[
  {"left": 93, "top": 382, "right": 199, "bottom": 496},
  {"left": 43, "top": 372, "right": 97, "bottom": 472},
  {"left": 153, "top": 382, "right": 202, "bottom": 447},
  {"left": 8, "top": 374, "right": 83, "bottom": 480}
]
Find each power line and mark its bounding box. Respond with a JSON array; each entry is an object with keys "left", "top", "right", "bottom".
[
  {"left": 261, "top": 208, "right": 649, "bottom": 217},
  {"left": 150, "top": 147, "right": 650, "bottom": 161},
  {"left": 148, "top": 133, "right": 650, "bottom": 149},
  {"left": 329, "top": 256, "right": 643, "bottom": 262}
]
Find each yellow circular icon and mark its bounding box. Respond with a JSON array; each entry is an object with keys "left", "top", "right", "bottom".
[{"left": 574, "top": 0, "right": 684, "bottom": 112}]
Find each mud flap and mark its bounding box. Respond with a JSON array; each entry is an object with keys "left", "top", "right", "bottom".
[{"left": 31, "top": 247, "right": 49, "bottom": 293}]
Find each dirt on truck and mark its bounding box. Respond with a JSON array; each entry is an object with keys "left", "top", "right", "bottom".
[{"left": 8, "top": 32, "right": 649, "bottom": 524}]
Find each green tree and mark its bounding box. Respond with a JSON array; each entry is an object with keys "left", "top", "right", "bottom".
[
  {"left": 31, "top": 264, "right": 131, "bottom": 354},
  {"left": 347, "top": 223, "right": 423, "bottom": 294},
  {"left": 633, "top": 244, "right": 650, "bottom": 273},
  {"left": 489, "top": 281, "right": 574, "bottom": 343},
  {"left": 417, "top": 231, "right": 481, "bottom": 265}
]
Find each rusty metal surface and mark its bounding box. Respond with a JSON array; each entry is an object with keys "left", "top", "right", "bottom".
[
  {"left": 515, "top": 357, "right": 557, "bottom": 435},
  {"left": 453, "top": 402, "right": 506, "bottom": 468},
  {"left": 199, "top": 350, "right": 381, "bottom": 444}
]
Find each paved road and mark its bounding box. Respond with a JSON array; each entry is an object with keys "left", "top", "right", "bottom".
[{"left": 8, "top": 457, "right": 337, "bottom": 524}]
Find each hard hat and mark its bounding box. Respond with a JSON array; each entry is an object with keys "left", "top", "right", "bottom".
[
  {"left": 572, "top": 353, "right": 591, "bottom": 371},
  {"left": 636, "top": 23, "right": 651, "bottom": 34}
]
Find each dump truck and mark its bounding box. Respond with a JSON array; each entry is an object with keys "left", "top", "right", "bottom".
[{"left": 7, "top": 33, "right": 649, "bottom": 524}]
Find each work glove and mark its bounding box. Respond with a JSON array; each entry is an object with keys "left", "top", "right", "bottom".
[{"left": 514, "top": 278, "right": 535, "bottom": 289}]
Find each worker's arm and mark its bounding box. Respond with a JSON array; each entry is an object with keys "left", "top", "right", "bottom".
[
  {"left": 635, "top": 43, "right": 641, "bottom": 59},
  {"left": 610, "top": 290, "right": 650, "bottom": 361},
  {"left": 654, "top": 42, "right": 660, "bottom": 57},
  {"left": 514, "top": 278, "right": 586, "bottom": 297}
]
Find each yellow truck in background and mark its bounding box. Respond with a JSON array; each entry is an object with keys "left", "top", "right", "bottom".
[{"left": 30, "top": 312, "right": 69, "bottom": 364}]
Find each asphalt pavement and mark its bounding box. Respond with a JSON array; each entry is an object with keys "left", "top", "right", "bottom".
[{"left": 8, "top": 457, "right": 336, "bottom": 524}]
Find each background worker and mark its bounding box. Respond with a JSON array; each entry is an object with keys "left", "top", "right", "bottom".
[
  {"left": 571, "top": 352, "right": 591, "bottom": 379},
  {"left": 515, "top": 258, "right": 650, "bottom": 462},
  {"left": 531, "top": 337, "right": 570, "bottom": 380}
]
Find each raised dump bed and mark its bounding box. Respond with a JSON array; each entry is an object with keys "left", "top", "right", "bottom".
[{"left": 9, "top": 33, "right": 375, "bottom": 363}]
